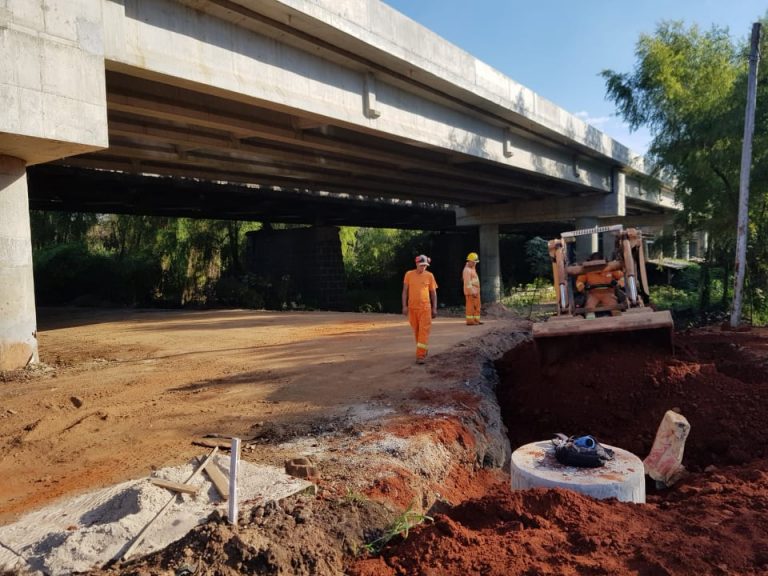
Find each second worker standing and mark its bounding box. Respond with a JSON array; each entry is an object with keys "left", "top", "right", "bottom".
[{"left": 463, "top": 252, "right": 482, "bottom": 325}]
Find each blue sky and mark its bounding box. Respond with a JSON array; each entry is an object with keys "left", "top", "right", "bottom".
[{"left": 384, "top": 0, "right": 766, "bottom": 154}]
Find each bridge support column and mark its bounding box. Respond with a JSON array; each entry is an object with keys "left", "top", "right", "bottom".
[
  {"left": 655, "top": 224, "right": 674, "bottom": 259},
  {"left": 479, "top": 224, "right": 501, "bottom": 303},
  {"left": 574, "top": 217, "right": 599, "bottom": 261},
  {"left": 0, "top": 156, "right": 38, "bottom": 370},
  {"left": 695, "top": 231, "right": 709, "bottom": 258},
  {"left": 602, "top": 233, "right": 616, "bottom": 261}
]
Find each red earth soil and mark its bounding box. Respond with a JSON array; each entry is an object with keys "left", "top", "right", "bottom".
[{"left": 349, "top": 326, "right": 768, "bottom": 576}]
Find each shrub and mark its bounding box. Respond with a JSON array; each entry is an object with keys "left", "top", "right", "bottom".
[{"left": 33, "top": 243, "right": 160, "bottom": 306}]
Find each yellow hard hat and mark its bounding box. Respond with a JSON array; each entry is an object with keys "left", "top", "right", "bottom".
[{"left": 466, "top": 252, "right": 479, "bottom": 262}]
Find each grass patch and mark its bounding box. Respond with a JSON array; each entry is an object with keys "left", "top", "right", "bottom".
[{"left": 362, "top": 503, "right": 433, "bottom": 555}]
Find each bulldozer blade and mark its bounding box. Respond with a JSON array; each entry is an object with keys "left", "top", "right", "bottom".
[
  {"left": 533, "top": 309, "right": 673, "bottom": 339},
  {"left": 532, "top": 309, "right": 674, "bottom": 364}
]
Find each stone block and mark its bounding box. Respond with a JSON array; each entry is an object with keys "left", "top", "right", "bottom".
[{"left": 284, "top": 457, "right": 319, "bottom": 479}]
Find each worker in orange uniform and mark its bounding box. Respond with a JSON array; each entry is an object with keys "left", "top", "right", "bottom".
[
  {"left": 402, "top": 254, "right": 438, "bottom": 364},
  {"left": 575, "top": 252, "right": 625, "bottom": 316},
  {"left": 463, "top": 252, "right": 482, "bottom": 325}
]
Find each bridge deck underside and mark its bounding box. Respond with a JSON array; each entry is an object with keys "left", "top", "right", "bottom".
[{"left": 28, "top": 71, "right": 663, "bottom": 230}]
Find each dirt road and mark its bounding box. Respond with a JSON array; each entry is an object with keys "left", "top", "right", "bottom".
[{"left": 0, "top": 307, "right": 507, "bottom": 524}]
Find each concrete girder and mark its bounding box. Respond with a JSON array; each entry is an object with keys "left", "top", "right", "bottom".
[
  {"left": 99, "top": 80, "right": 570, "bottom": 200},
  {"left": 599, "top": 214, "right": 675, "bottom": 229},
  {"left": 60, "top": 150, "right": 492, "bottom": 205},
  {"left": 97, "top": 138, "right": 527, "bottom": 201},
  {"left": 103, "top": 0, "right": 618, "bottom": 191},
  {"left": 27, "top": 165, "right": 457, "bottom": 229},
  {"left": 456, "top": 190, "right": 625, "bottom": 227}
]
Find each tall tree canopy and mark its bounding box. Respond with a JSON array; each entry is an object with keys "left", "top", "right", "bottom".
[{"left": 602, "top": 19, "right": 768, "bottom": 319}]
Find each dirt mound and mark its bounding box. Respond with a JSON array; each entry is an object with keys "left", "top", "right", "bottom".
[
  {"left": 93, "top": 498, "right": 392, "bottom": 576},
  {"left": 348, "top": 326, "right": 768, "bottom": 576},
  {"left": 349, "top": 462, "right": 768, "bottom": 575}
]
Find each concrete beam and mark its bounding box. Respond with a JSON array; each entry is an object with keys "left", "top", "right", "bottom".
[
  {"left": 0, "top": 0, "right": 108, "bottom": 164},
  {"left": 625, "top": 175, "right": 677, "bottom": 210},
  {"left": 599, "top": 214, "right": 675, "bottom": 229},
  {"left": 183, "top": 0, "right": 649, "bottom": 168},
  {"left": 455, "top": 191, "right": 623, "bottom": 227},
  {"left": 103, "top": 0, "right": 614, "bottom": 192}
]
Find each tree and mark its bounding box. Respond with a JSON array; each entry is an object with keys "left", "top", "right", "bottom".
[
  {"left": 602, "top": 19, "right": 768, "bottom": 321},
  {"left": 30, "top": 211, "right": 97, "bottom": 250},
  {"left": 524, "top": 236, "right": 551, "bottom": 279}
]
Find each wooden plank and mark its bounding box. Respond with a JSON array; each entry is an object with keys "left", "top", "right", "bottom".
[
  {"left": 117, "top": 447, "right": 218, "bottom": 563},
  {"left": 193, "top": 438, "right": 232, "bottom": 450},
  {"left": 149, "top": 478, "right": 200, "bottom": 495},
  {"left": 202, "top": 460, "right": 230, "bottom": 501}
]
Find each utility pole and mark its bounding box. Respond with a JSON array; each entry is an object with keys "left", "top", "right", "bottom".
[{"left": 730, "top": 22, "right": 761, "bottom": 329}]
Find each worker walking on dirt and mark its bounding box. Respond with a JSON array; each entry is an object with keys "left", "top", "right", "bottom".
[
  {"left": 463, "top": 252, "right": 482, "bottom": 325},
  {"left": 575, "top": 252, "right": 625, "bottom": 316},
  {"left": 402, "top": 255, "right": 438, "bottom": 364}
]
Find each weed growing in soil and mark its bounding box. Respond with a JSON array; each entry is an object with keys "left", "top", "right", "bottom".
[
  {"left": 362, "top": 503, "right": 433, "bottom": 554},
  {"left": 344, "top": 489, "right": 369, "bottom": 504}
]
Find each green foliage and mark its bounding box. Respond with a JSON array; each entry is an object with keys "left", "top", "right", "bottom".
[
  {"left": 667, "top": 263, "right": 701, "bottom": 292},
  {"left": 342, "top": 227, "right": 426, "bottom": 312},
  {"left": 211, "top": 274, "right": 266, "bottom": 309},
  {"left": 33, "top": 242, "right": 160, "bottom": 306},
  {"left": 361, "top": 503, "right": 433, "bottom": 555},
  {"left": 524, "top": 236, "right": 551, "bottom": 278},
  {"left": 30, "top": 211, "right": 97, "bottom": 250},
  {"left": 344, "top": 228, "right": 420, "bottom": 286},
  {"left": 602, "top": 17, "right": 768, "bottom": 324},
  {"left": 650, "top": 285, "right": 699, "bottom": 311},
  {"left": 501, "top": 279, "right": 556, "bottom": 319},
  {"left": 30, "top": 214, "right": 266, "bottom": 308}
]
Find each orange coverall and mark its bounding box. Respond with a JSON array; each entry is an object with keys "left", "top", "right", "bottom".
[
  {"left": 462, "top": 264, "right": 481, "bottom": 325},
  {"left": 576, "top": 267, "right": 624, "bottom": 312},
  {"left": 402, "top": 269, "right": 438, "bottom": 360}
]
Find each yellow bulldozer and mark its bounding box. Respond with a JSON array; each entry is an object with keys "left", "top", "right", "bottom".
[{"left": 532, "top": 225, "right": 673, "bottom": 348}]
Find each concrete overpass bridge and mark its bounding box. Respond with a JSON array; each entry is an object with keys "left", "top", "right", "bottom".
[{"left": 1, "top": 0, "right": 678, "bottom": 369}]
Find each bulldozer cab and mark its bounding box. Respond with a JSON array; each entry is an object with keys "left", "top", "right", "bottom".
[{"left": 532, "top": 225, "right": 673, "bottom": 355}]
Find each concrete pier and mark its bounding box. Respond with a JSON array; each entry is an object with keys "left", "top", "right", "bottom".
[{"left": 0, "top": 157, "right": 38, "bottom": 370}]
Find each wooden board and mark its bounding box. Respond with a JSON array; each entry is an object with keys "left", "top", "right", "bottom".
[
  {"left": 193, "top": 438, "right": 232, "bottom": 449},
  {"left": 149, "top": 478, "right": 200, "bottom": 495},
  {"left": 119, "top": 447, "right": 218, "bottom": 562},
  {"left": 203, "top": 460, "right": 230, "bottom": 501}
]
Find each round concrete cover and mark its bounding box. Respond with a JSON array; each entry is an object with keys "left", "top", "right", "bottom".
[{"left": 510, "top": 440, "right": 645, "bottom": 503}]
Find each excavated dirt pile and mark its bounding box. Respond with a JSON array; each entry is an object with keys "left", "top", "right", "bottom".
[{"left": 350, "top": 326, "right": 768, "bottom": 575}]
